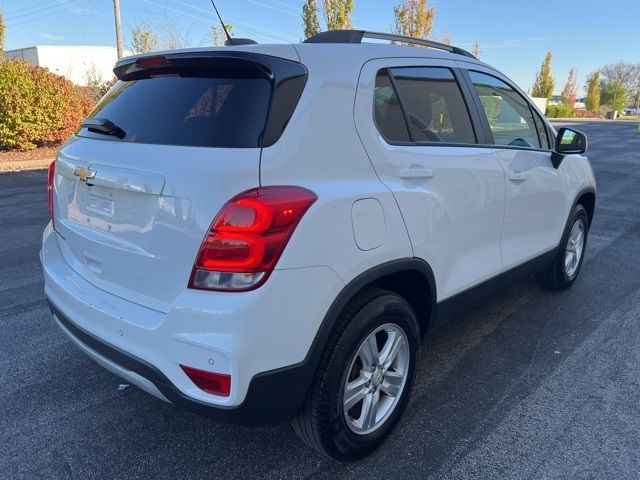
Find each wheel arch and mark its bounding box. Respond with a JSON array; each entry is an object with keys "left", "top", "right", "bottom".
[
  {"left": 575, "top": 188, "right": 596, "bottom": 227},
  {"left": 316, "top": 258, "right": 437, "bottom": 341}
]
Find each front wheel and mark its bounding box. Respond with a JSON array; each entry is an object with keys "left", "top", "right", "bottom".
[
  {"left": 292, "top": 288, "right": 420, "bottom": 460},
  {"left": 537, "top": 204, "right": 589, "bottom": 290}
]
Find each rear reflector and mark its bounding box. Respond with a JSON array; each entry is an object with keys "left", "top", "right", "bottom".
[
  {"left": 189, "top": 186, "right": 317, "bottom": 291},
  {"left": 180, "top": 365, "right": 231, "bottom": 397},
  {"left": 47, "top": 160, "right": 56, "bottom": 229}
]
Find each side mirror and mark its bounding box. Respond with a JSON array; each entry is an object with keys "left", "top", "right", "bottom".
[{"left": 551, "top": 127, "right": 587, "bottom": 168}]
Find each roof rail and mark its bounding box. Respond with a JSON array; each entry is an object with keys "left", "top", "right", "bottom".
[{"left": 303, "top": 30, "right": 476, "bottom": 59}]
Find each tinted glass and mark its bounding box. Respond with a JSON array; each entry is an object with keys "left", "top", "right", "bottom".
[
  {"left": 532, "top": 110, "right": 550, "bottom": 149},
  {"left": 390, "top": 67, "right": 476, "bottom": 144},
  {"left": 79, "top": 75, "right": 272, "bottom": 148},
  {"left": 374, "top": 71, "right": 411, "bottom": 143},
  {"left": 468, "top": 71, "right": 541, "bottom": 149}
]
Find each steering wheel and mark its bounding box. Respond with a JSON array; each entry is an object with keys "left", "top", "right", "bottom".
[{"left": 409, "top": 114, "right": 443, "bottom": 142}]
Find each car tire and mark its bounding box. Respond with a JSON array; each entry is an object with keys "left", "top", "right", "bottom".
[
  {"left": 537, "top": 204, "right": 589, "bottom": 291},
  {"left": 292, "top": 287, "right": 420, "bottom": 460}
]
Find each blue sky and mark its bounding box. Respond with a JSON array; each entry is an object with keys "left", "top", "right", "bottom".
[{"left": 3, "top": 0, "right": 639, "bottom": 94}]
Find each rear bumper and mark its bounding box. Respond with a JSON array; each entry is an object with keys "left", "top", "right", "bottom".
[
  {"left": 41, "top": 224, "right": 343, "bottom": 425},
  {"left": 47, "top": 299, "right": 323, "bottom": 425}
]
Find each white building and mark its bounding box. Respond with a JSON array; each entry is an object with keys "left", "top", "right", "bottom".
[{"left": 3, "top": 45, "right": 128, "bottom": 86}]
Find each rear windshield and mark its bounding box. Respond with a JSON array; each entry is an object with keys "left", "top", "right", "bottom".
[{"left": 79, "top": 75, "right": 272, "bottom": 148}]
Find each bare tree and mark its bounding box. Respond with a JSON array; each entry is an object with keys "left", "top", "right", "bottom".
[
  {"left": 472, "top": 41, "right": 481, "bottom": 58},
  {"left": 159, "top": 17, "right": 192, "bottom": 50},
  {"left": 440, "top": 32, "right": 451, "bottom": 45}
]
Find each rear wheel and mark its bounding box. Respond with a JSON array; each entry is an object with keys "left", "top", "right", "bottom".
[
  {"left": 292, "top": 288, "right": 420, "bottom": 460},
  {"left": 537, "top": 204, "right": 589, "bottom": 291}
]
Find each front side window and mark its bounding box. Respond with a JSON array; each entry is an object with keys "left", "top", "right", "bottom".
[
  {"left": 390, "top": 67, "right": 476, "bottom": 144},
  {"left": 468, "top": 71, "right": 541, "bottom": 149}
]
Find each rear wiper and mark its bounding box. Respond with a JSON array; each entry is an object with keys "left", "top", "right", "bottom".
[{"left": 81, "top": 118, "right": 126, "bottom": 139}]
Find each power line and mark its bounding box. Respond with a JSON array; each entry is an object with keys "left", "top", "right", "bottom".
[
  {"left": 5, "top": 0, "right": 85, "bottom": 21},
  {"left": 137, "top": 0, "right": 297, "bottom": 42},
  {"left": 5, "top": 0, "right": 92, "bottom": 28}
]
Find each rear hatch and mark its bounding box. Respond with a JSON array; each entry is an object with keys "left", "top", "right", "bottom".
[{"left": 52, "top": 49, "right": 307, "bottom": 312}]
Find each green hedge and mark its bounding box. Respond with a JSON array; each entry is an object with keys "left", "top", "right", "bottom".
[
  {"left": 0, "top": 59, "right": 94, "bottom": 150},
  {"left": 545, "top": 104, "right": 575, "bottom": 119}
]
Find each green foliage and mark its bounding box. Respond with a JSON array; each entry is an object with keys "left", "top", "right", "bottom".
[
  {"left": 479, "top": 95, "right": 501, "bottom": 124},
  {"left": 600, "top": 80, "right": 627, "bottom": 112},
  {"left": 302, "top": 0, "right": 320, "bottom": 39},
  {"left": 585, "top": 70, "right": 601, "bottom": 111},
  {"left": 131, "top": 22, "right": 158, "bottom": 54},
  {"left": 0, "top": 60, "right": 94, "bottom": 150},
  {"left": 0, "top": 12, "right": 4, "bottom": 56},
  {"left": 84, "top": 63, "right": 117, "bottom": 102},
  {"left": 394, "top": 0, "right": 435, "bottom": 41},
  {"left": 323, "top": 0, "right": 354, "bottom": 30},
  {"left": 545, "top": 104, "right": 575, "bottom": 118},
  {"left": 211, "top": 23, "right": 233, "bottom": 46},
  {"left": 531, "top": 51, "right": 554, "bottom": 101}
]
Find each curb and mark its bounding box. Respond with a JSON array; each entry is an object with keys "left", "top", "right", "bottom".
[{"left": 0, "top": 158, "right": 52, "bottom": 173}]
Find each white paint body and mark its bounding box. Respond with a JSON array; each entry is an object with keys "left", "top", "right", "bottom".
[{"left": 41, "top": 42, "right": 596, "bottom": 410}]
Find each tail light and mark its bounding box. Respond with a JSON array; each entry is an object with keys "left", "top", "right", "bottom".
[
  {"left": 47, "top": 160, "right": 56, "bottom": 229},
  {"left": 180, "top": 365, "right": 231, "bottom": 397},
  {"left": 189, "top": 186, "right": 317, "bottom": 291}
]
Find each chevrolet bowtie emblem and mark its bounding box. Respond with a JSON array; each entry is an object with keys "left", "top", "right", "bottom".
[{"left": 74, "top": 166, "right": 96, "bottom": 182}]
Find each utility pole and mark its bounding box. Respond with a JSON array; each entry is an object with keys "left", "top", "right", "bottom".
[{"left": 113, "top": 0, "right": 124, "bottom": 59}]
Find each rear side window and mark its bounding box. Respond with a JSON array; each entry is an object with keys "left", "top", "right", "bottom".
[
  {"left": 80, "top": 75, "right": 272, "bottom": 148},
  {"left": 387, "top": 67, "right": 476, "bottom": 144},
  {"left": 468, "top": 71, "right": 541, "bottom": 149},
  {"left": 374, "top": 71, "right": 411, "bottom": 143}
]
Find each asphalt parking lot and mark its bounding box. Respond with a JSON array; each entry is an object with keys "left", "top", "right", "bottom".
[{"left": 1, "top": 121, "right": 639, "bottom": 479}]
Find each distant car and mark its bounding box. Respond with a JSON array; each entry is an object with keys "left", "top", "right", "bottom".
[{"left": 42, "top": 30, "right": 596, "bottom": 460}]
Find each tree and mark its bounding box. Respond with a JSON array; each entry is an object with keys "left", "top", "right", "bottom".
[
  {"left": 159, "top": 17, "right": 191, "bottom": 50},
  {"left": 394, "top": 0, "right": 436, "bottom": 40},
  {"left": 323, "top": 0, "right": 354, "bottom": 30},
  {"left": 585, "top": 70, "right": 601, "bottom": 111},
  {"left": 131, "top": 22, "right": 158, "bottom": 54},
  {"left": 531, "top": 51, "right": 554, "bottom": 100},
  {"left": 601, "top": 61, "right": 640, "bottom": 110},
  {"left": 440, "top": 32, "right": 451, "bottom": 45},
  {"left": 0, "top": 12, "right": 4, "bottom": 57},
  {"left": 600, "top": 80, "right": 627, "bottom": 112},
  {"left": 302, "top": 0, "right": 320, "bottom": 39},
  {"left": 472, "top": 41, "right": 481, "bottom": 59},
  {"left": 212, "top": 23, "right": 233, "bottom": 46},
  {"left": 84, "top": 63, "right": 116, "bottom": 102},
  {"left": 561, "top": 68, "right": 577, "bottom": 106}
]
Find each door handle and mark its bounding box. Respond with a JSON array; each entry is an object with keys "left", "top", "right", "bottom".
[
  {"left": 399, "top": 168, "right": 434, "bottom": 179},
  {"left": 509, "top": 171, "right": 527, "bottom": 182}
]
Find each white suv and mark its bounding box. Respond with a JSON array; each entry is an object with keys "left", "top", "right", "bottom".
[{"left": 41, "top": 30, "right": 595, "bottom": 460}]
